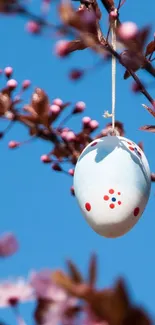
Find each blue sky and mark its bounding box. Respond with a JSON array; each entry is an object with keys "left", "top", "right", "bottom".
[{"left": 0, "top": 0, "right": 155, "bottom": 323}]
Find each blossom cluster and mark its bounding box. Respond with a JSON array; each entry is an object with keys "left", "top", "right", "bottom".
[{"left": 0, "top": 236, "right": 153, "bottom": 325}]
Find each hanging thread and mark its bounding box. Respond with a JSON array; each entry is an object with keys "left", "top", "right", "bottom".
[
  {"left": 111, "top": 19, "right": 117, "bottom": 131},
  {"left": 103, "top": 18, "right": 117, "bottom": 135}
]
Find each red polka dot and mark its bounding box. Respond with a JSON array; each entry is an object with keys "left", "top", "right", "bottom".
[
  {"left": 110, "top": 203, "right": 115, "bottom": 209},
  {"left": 91, "top": 141, "right": 98, "bottom": 147},
  {"left": 85, "top": 203, "right": 91, "bottom": 211},
  {"left": 109, "top": 189, "right": 114, "bottom": 194},
  {"left": 104, "top": 195, "right": 109, "bottom": 201},
  {"left": 129, "top": 146, "right": 134, "bottom": 151},
  {"left": 127, "top": 141, "right": 132, "bottom": 145},
  {"left": 118, "top": 192, "right": 121, "bottom": 195},
  {"left": 134, "top": 207, "right": 140, "bottom": 216},
  {"left": 118, "top": 201, "right": 121, "bottom": 205}
]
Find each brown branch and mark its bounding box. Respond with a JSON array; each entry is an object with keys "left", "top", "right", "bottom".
[
  {"left": 99, "top": 0, "right": 115, "bottom": 12},
  {"left": 90, "top": 0, "right": 155, "bottom": 106},
  {"left": 110, "top": 47, "right": 154, "bottom": 104}
]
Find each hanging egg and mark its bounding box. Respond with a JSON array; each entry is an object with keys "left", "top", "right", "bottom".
[{"left": 73, "top": 135, "right": 151, "bottom": 238}]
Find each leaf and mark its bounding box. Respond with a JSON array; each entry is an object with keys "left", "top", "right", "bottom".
[
  {"left": 31, "top": 88, "right": 49, "bottom": 117},
  {"left": 58, "top": 2, "right": 80, "bottom": 28},
  {"left": 52, "top": 270, "right": 76, "bottom": 294},
  {"left": 52, "top": 270, "right": 89, "bottom": 298},
  {"left": 139, "top": 125, "right": 155, "bottom": 132},
  {"left": 17, "top": 114, "right": 40, "bottom": 127},
  {"left": 0, "top": 93, "right": 11, "bottom": 116},
  {"left": 88, "top": 254, "right": 97, "bottom": 286},
  {"left": 66, "top": 260, "right": 83, "bottom": 283},
  {"left": 145, "top": 40, "right": 155, "bottom": 57},
  {"left": 123, "top": 307, "right": 152, "bottom": 325},
  {"left": 65, "top": 39, "right": 87, "bottom": 53}
]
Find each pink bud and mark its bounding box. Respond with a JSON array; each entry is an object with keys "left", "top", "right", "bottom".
[
  {"left": 61, "top": 128, "right": 70, "bottom": 139},
  {"left": 62, "top": 127, "right": 70, "bottom": 132},
  {"left": 89, "top": 120, "right": 99, "bottom": 130},
  {"left": 70, "top": 186, "right": 75, "bottom": 196},
  {"left": 109, "top": 10, "right": 118, "bottom": 19},
  {"left": 40, "top": 154, "right": 51, "bottom": 163},
  {"left": 22, "top": 80, "right": 31, "bottom": 89},
  {"left": 49, "top": 104, "right": 61, "bottom": 114},
  {"left": 5, "top": 111, "right": 14, "bottom": 120},
  {"left": 26, "top": 21, "right": 41, "bottom": 34},
  {"left": 55, "top": 40, "right": 70, "bottom": 57},
  {"left": 64, "top": 131, "right": 76, "bottom": 141},
  {"left": 52, "top": 98, "right": 63, "bottom": 107},
  {"left": 82, "top": 116, "right": 91, "bottom": 125},
  {"left": 69, "top": 69, "right": 84, "bottom": 80},
  {"left": 7, "top": 79, "right": 17, "bottom": 89},
  {"left": 4, "top": 66, "right": 13, "bottom": 78},
  {"left": 118, "top": 22, "right": 138, "bottom": 40},
  {"left": 131, "top": 82, "right": 141, "bottom": 93},
  {"left": 51, "top": 163, "right": 62, "bottom": 171},
  {"left": 73, "top": 101, "right": 86, "bottom": 114},
  {"left": 0, "top": 232, "right": 18, "bottom": 257},
  {"left": 68, "top": 169, "right": 74, "bottom": 176},
  {"left": 8, "top": 141, "right": 20, "bottom": 149}
]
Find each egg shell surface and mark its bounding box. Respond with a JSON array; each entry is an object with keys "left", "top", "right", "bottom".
[{"left": 73, "top": 135, "right": 151, "bottom": 238}]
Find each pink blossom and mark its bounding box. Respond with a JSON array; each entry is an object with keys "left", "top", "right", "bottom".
[
  {"left": 49, "top": 104, "right": 61, "bottom": 114},
  {"left": 7, "top": 79, "right": 17, "bottom": 89},
  {"left": 0, "top": 279, "right": 34, "bottom": 307},
  {"left": 118, "top": 22, "right": 138, "bottom": 40},
  {"left": 29, "top": 270, "right": 68, "bottom": 301},
  {"left": 42, "top": 297, "right": 77, "bottom": 325},
  {"left": 30, "top": 270, "right": 77, "bottom": 325},
  {"left": 52, "top": 98, "right": 63, "bottom": 107},
  {"left": 26, "top": 21, "right": 41, "bottom": 34},
  {"left": 4, "top": 67, "right": 13, "bottom": 78},
  {"left": 0, "top": 233, "right": 18, "bottom": 258}
]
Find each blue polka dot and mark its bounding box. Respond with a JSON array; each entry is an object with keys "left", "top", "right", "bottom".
[{"left": 112, "top": 197, "right": 116, "bottom": 202}]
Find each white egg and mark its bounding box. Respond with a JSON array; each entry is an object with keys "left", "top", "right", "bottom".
[{"left": 73, "top": 135, "right": 151, "bottom": 238}]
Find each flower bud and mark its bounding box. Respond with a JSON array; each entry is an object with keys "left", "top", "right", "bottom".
[
  {"left": 73, "top": 101, "right": 86, "bottom": 114},
  {"left": 8, "top": 141, "right": 20, "bottom": 149}
]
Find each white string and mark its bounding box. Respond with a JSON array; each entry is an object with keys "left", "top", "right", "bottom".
[{"left": 111, "top": 20, "right": 117, "bottom": 132}]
